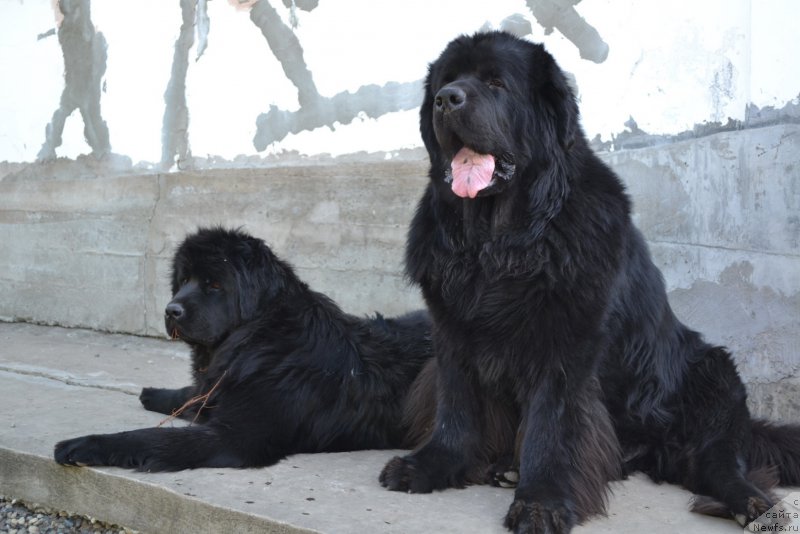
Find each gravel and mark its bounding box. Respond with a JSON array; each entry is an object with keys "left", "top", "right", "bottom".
[{"left": 0, "top": 496, "right": 139, "bottom": 534}]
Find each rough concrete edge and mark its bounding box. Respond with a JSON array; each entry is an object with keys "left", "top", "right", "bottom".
[
  {"left": 0, "top": 447, "right": 317, "bottom": 534},
  {"left": 747, "top": 378, "right": 800, "bottom": 423},
  {"left": 589, "top": 96, "right": 800, "bottom": 152}
]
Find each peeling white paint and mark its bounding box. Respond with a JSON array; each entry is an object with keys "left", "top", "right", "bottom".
[{"left": 0, "top": 0, "right": 798, "bottom": 163}]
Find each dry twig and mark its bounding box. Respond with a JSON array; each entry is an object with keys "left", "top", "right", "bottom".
[{"left": 157, "top": 370, "right": 228, "bottom": 427}]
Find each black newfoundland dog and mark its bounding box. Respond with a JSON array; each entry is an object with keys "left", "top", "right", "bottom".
[
  {"left": 379, "top": 31, "right": 800, "bottom": 532},
  {"left": 54, "top": 227, "right": 433, "bottom": 471}
]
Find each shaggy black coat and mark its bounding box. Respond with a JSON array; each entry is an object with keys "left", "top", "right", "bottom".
[
  {"left": 379, "top": 31, "right": 800, "bottom": 534},
  {"left": 54, "top": 227, "right": 433, "bottom": 471}
]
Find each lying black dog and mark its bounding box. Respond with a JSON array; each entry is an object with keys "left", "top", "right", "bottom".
[
  {"left": 55, "top": 227, "right": 433, "bottom": 471},
  {"left": 380, "top": 31, "right": 800, "bottom": 533}
]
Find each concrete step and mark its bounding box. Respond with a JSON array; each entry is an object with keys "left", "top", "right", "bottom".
[{"left": 0, "top": 322, "right": 785, "bottom": 533}]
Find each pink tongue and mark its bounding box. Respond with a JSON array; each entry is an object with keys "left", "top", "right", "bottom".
[{"left": 450, "top": 147, "right": 495, "bottom": 199}]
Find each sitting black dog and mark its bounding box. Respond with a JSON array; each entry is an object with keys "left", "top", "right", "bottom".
[
  {"left": 379, "top": 31, "right": 800, "bottom": 533},
  {"left": 55, "top": 227, "right": 433, "bottom": 471}
]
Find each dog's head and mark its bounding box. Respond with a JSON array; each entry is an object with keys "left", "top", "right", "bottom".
[
  {"left": 165, "top": 227, "right": 286, "bottom": 347},
  {"left": 421, "top": 31, "right": 579, "bottom": 200}
]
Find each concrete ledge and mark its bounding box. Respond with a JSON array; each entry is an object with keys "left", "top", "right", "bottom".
[
  {"left": 1, "top": 322, "right": 796, "bottom": 533},
  {"left": 1, "top": 449, "right": 312, "bottom": 534}
]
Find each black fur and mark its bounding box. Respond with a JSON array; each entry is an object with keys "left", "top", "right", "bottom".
[
  {"left": 54, "top": 227, "right": 433, "bottom": 471},
  {"left": 379, "top": 31, "right": 800, "bottom": 533}
]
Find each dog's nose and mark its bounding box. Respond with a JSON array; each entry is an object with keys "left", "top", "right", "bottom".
[
  {"left": 435, "top": 85, "right": 467, "bottom": 113},
  {"left": 165, "top": 302, "right": 184, "bottom": 319}
]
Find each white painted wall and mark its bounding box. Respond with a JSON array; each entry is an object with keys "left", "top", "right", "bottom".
[{"left": 0, "top": 0, "right": 798, "bottom": 165}]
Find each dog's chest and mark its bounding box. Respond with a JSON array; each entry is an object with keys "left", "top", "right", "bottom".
[{"left": 423, "top": 242, "right": 551, "bottom": 324}]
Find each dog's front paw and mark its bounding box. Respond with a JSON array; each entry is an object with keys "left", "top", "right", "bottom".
[
  {"left": 139, "top": 386, "right": 191, "bottom": 415},
  {"left": 139, "top": 387, "right": 162, "bottom": 411},
  {"left": 54, "top": 435, "right": 105, "bottom": 467},
  {"left": 379, "top": 455, "right": 435, "bottom": 493},
  {"left": 504, "top": 499, "right": 575, "bottom": 534}
]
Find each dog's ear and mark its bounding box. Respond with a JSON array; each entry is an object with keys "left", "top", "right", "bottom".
[
  {"left": 530, "top": 45, "right": 579, "bottom": 151},
  {"left": 524, "top": 45, "right": 575, "bottom": 238},
  {"left": 543, "top": 72, "right": 579, "bottom": 150},
  {"left": 234, "top": 262, "right": 260, "bottom": 322},
  {"left": 234, "top": 237, "right": 286, "bottom": 321},
  {"left": 419, "top": 70, "right": 439, "bottom": 159},
  {"left": 234, "top": 240, "right": 260, "bottom": 321}
]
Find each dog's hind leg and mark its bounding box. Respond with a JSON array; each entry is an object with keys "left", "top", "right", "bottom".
[
  {"left": 677, "top": 347, "right": 778, "bottom": 525},
  {"left": 749, "top": 419, "right": 800, "bottom": 486},
  {"left": 689, "top": 441, "right": 777, "bottom": 526}
]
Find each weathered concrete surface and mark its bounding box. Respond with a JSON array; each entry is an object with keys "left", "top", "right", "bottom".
[
  {"left": 0, "top": 160, "right": 427, "bottom": 337},
  {"left": 0, "top": 124, "right": 798, "bottom": 421},
  {"left": 606, "top": 123, "right": 800, "bottom": 421},
  {"left": 3, "top": 322, "right": 794, "bottom": 534}
]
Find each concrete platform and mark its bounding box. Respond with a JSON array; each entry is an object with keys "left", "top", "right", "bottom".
[{"left": 0, "top": 321, "right": 790, "bottom": 533}]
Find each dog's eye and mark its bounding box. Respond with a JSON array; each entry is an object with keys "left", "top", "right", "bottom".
[
  {"left": 488, "top": 78, "right": 505, "bottom": 89},
  {"left": 207, "top": 280, "right": 222, "bottom": 291}
]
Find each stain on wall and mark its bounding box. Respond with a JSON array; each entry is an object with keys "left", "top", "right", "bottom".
[
  {"left": 525, "top": 0, "right": 608, "bottom": 63},
  {"left": 161, "top": 0, "right": 197, "bottom": 170},
  {"left": 12, "top": 1, "right": 797, "bottom": 165},
  {"left": 28, "top": 0, "right": 614, "bottom": 162},
  {"left": 37, "top": 0, "right": 110, "bottom": 161},
  {"left": 248, "top": 0, "right": 422, "bottom": 150},
  {"left": 592, "top": 97, "right": 800, "bottom": 153},
  {"left": 195, "top": 0, "right": 210, "bottom": 61}
]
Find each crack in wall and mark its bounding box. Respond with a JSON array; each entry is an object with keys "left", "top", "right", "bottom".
[
  {"left": 38, "top": 0, "right": 111, "bottom": 161},
  {"left": 142, "top": 173, "right": 166, "bottom": 335},
  {"left": 649, "top": 238, "right": 800, "bottom": 259},
  {"left": 249, "top": 0, "right": 422, "bottom": 150}
]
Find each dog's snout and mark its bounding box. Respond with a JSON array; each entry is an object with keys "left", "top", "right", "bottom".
[
  {"left": 165, "top": 302, "right": 185, "bottom": 319},
  {"left": 435, "top": 85, "right": 467, "bottom": 113}
]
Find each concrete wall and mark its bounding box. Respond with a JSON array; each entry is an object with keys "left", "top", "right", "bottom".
[
  {"left": 0, "top": 159, "right": 427, "bottom": 334},
  {"left": 1, "top": 123, "right": 797, "bottom": 420},
  {"left": 608, "top": 124, "right": 800, "bottom": 421}
]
